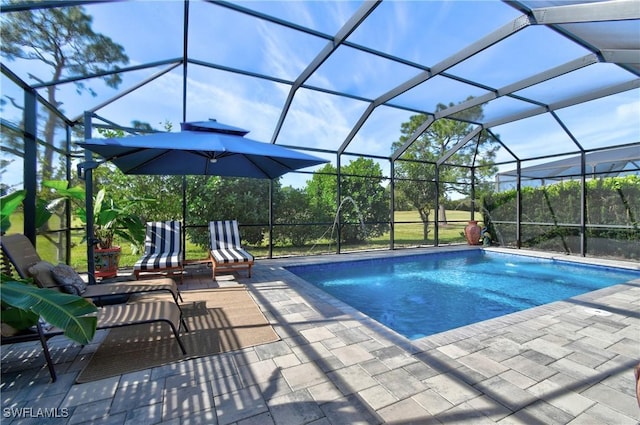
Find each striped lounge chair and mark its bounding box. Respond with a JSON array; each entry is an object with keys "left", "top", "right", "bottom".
[
  {"left": 134, "top": 221, "right": 183, "bottom": 281},
  {"left": 208, "top": 220, "right": 254, "bottom": 279}
]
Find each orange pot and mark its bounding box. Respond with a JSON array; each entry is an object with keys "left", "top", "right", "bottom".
[
  {"left": 94, "top": 246, "right": 121, "bottom": 279},
  {"left": 464, "top": 221, "right": 482, "bottom": 245}
]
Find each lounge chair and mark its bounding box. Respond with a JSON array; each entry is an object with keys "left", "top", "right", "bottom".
[
  {"left": 1, "top": 233, "right": 183, "bottom": 306},
  {"left": 208, "top": 220, "right": 254, "bottom": 279},
  {"left": 134, "top": 221, "right": 184, "bottom": 281},
  {"left": 1, "top": 296, "right": 187, "bottom": 382},
  {"left": 1, "top": 321, "right": 58, "bottom": 381},
  {"left": 0, "top": 235, "right": 188, "bottom": 381}
]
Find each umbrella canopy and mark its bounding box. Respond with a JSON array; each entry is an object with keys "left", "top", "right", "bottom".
[{"left": 78, "top": 120, "right": 328, "bottom": 179}]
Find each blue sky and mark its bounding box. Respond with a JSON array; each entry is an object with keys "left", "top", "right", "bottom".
[{"left": 2, "top": 0, "right": 639, "bottom": 189}]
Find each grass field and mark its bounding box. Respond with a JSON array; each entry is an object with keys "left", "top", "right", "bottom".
[{"left": 6, "top": 210, "right": 482, "bottom": 271}]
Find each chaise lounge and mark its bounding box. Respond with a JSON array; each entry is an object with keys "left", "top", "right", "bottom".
[
  {"left": 209, "top": 220, "right": 254, "bottom": 279},
  {"left": 134, "top": 220, "right": 184, "bottom": 281},
  {"left": 1, "top": 295, "right": 187, "bottom": 382},
  {"left": 1, "top": 233, "right": 183, "bottom": 306},
  {"left": 0, "top": 234, "right": 188, "bottom": 382}
]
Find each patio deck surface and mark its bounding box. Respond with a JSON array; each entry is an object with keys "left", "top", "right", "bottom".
[{"left": 2, "top": 247, "right": 639, "bottom": 424}]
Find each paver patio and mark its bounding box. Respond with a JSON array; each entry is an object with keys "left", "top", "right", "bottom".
[{"left": 2, "top": 247, "right": 639, "bottom": 424}]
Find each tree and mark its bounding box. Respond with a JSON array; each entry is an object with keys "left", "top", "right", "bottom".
[
  {"left": 340, "top": 158, "right": 389, "bottom": 243},
  {"left": 185, "top": 176, "right": 272, "bottom": 250},
  {"left": 1, "top": 4, "right": 130, "bottom": 263},
  {"left": 0, "top": 159, "right": 17, "bottom": 197},
  {"left": 306, "top": 163, "right": 338, "bottom": 227},
  {"left": 273, "top": 186, "right": 313, "bottom": 247},
  {"left": 1, "top": 4, "right": 129, "bottom": 181},
  {"left": 306, "top": 158, "right": 389, "bottom": 244},
  {"left": 391, "top": 98, "right": 498, "bottom": 240}
]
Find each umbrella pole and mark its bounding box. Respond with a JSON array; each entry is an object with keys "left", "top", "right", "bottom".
[
  {"left": 182, "top": 176, "right": 186, "bottom": 264},
  {"left": 269, "top": 179, "right": 274, "bottom": 259}
]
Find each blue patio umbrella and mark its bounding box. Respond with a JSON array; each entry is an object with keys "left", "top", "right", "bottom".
[
  {"left": 78, "top": 120, "right": 328, "bottom": 179},
  {"left": 77, "top": 119, "right": 328, "bottom": 284}
]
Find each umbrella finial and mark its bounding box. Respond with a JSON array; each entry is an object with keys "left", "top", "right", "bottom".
[{"left": 180, "top": 120, "right": 249, "bottom": 135}]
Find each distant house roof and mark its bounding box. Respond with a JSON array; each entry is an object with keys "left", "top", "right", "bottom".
[{"left": 497, "top": 144, "right": 640, "bottom": 180}]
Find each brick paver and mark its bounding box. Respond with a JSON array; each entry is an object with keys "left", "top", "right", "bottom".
[{"left": 1, "top": 247, "right": 639, "bottom": 424}]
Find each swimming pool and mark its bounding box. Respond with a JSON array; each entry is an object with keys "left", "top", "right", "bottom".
[{"left": 286, "top": 250, "right": 640, "bottom": 340}]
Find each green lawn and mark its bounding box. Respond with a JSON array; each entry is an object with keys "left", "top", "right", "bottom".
[
  {"left": 391, "top": 209, "right": 480, "bottom": 245},
  {"left": 6, "top": 209, "right": 482, "bottom": 271}
]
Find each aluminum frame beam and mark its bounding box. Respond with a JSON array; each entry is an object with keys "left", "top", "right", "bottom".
[
  {"left": 182, "top": 0, "right": 190, "bottom": 123},
  {"left": 29, "top": 59, "right": 183, "bottom": 89},
  {"left": 408, "top": 76, "right": 638, "bottom": 169},
  {"left": 212, "top": 0, "right": 332, "bottom": 41},
  {"left": 270, "top": 0, "right": 381, "bottom": 144},
  {"left": 602, "top": 49, "right": 640, "bottom": 65},
  {"left": 507, "top": 0, "right": 640, "bottom": 77},
  {"left": 388, "top": 53, "right": 598, "bottom": 162},
  {"left": 338, "top": 14, "right": 534, "bottom": 154},
  {"left": 23, "top": 89, "right": 38, "bottom": 245},
  {"left": 70, "top": 62, "right": 182, "bottom": 123},
  {"left": 391, "top": 116, "right": 435, "bottom": 162},
  {"left": 437, "top": 126, "right": 483, "bottom": 166},
  {"left": 1, "top": 64, "right": 73, "bottom": 125},
  {"left": 90, "top": 113, "right": 154, "bottom": 136},
  {"left": 487, "top": 129, "right": 519, "bottom": 161},
  {"left": 432, "top": 53, "right": 600, "bottom": 122},
  {"left": 530, "top": 0, "right": 640, "bottom": 24},
  {"left": 551, "top": 110, "right": 584, "bottom": 152},
  {"left": 484, "top": 78, "right": 640, "bottom": 128},
  {"left": 189, "top": 57, "right": 381, "bottom": 105},
  {"left": 0, "top": 0, "right": 111, "bottom": 13}
]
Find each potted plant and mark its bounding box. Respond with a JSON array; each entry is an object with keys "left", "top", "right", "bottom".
[
  {"left": 76, "top": 188, "right": 150, "bottom": 279},
  {"left": 2, "top": 181, "right": 152, "bottom": 279}
]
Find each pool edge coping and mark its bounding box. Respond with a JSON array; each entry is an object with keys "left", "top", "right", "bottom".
[{"left": 257, "top": 246, "right": 640, "bottom": 355}]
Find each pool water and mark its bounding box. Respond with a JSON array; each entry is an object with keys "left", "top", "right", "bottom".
[{"left": 287, "top": 250, "right": 640, "bottom": 340}]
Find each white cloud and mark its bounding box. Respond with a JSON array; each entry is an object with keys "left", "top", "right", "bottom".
[
  {"left": 6, "top": 0, "right": 639, "bottom": 192},
  {"left": 615, "top": 100, "right": 640, "bottom": 128}
]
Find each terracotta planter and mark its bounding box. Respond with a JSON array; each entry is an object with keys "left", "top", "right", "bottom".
[
  {"left": 464, "top": 221, "right": 482, "bottom": 245},
  {"left": 94, "top": 246, "right": 121, "bottom": 279}
]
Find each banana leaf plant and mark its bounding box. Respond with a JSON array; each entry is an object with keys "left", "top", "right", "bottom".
[
  {"left": 37, "top": 180, "right": 86, "bottom": 227},
  {"left": 0, "top": 180, "right": 85, "bottom": 234},
  {"left": 75, "top": 188, "right": 149, "bottom": 252},
  {"left": 1, "top": 181, "right": 97, "bottom": 345},
  {"left": 1, "top": 191, "right": 27, "bottom": 234},
  {"left": 1, "top": 180, "right": 151, "bottom": 253},
  {"left": 1, "top": 274, "right": 98, "bottom": 345}
]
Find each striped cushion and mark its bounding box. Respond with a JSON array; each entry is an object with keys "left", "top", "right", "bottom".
[
  {"left": 210, "top": 247, "right": 253, "bottom": 264},
  {"left": 135, "top": 253, "right": 182, "bottom": 271},
  {"left": 209, "top": 220, "right": 253, "bottom": 263},
  {"left": 134, "top": 221, "right": 182, "bottom": 271},
  {"left": 209, "top": 220, "right": 242, "bottom": 250}
]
